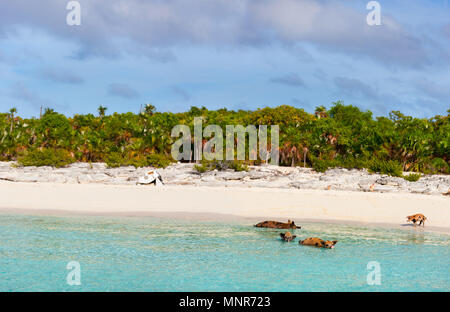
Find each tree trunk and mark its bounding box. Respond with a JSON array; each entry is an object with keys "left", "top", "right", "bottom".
[
  {"left": 303, "top": 149, "right": 308, "bottom": 167},
  {"left": 10, "top": 114, "right": 13, "bottom": 134}
]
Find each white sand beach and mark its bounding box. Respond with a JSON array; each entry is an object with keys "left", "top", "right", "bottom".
[{"left": 1, "top": 181, "right": 449, "bottom": 233}]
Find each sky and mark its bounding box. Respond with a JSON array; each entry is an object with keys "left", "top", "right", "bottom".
[{"left": 0, "top": 0, "right": 449, "bottom": 118}]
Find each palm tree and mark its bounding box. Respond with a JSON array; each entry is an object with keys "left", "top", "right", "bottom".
[
  {"left": 44, "top": 108, "right": 55, "bottom": 115},
  {"left": 144, "top": 104, "right": 155, "bottom": 116},
  {"left": 302, "top": 146, "right": 309, "bottom": 167},
  {"left": 98, "top": 106, "right": 107, "bottom": 118},
  {"left": 315, "top": 106, "right": 328, "bottom": 119},
  {"left": 9, "top": 107, "right": 17, "bottom": 134}
]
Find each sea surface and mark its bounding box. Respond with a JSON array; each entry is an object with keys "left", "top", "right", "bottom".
[{"left": 0, "top": 214, "right": 449, "bottom": 291}]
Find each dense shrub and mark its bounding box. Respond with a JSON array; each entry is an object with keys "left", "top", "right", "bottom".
[
  {"left": 18, "top": 149, "right": 75, "bottom": 168},
  {"left": 309, "top": 156, "right": 362, "bottom": 173},
  {"left": 105, "top": 153, "right": 126, "bottom": 168},
  {"left": 310, "top": 157, "right": 333, "bottom": 173},
  {"left": 368, "top": 159, "right": 403, "bottom": 177},
  {"left": 403, "top": 173, "right": 421, "bottom": 182},
  {"left": 146, "top": 154, "right": 173, "bottom": 168},
  {"left": 106, "top": 153, "right": 173, "bottom": 168},
  {"left": 310, "top": 156, "right": 405, "bottom": 177},
  {"left": 429, "top": 158, "right": 449, "bottom": 174},
  {"left": 194, "top": 160, "right": 249, "bottom": 173}
]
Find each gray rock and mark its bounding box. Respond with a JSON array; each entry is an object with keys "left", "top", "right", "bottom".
[
  {"left": 48, "top": 174, "right": 67, "bottom": 183},
  {"left": 319, "top": 175, "right": 335, "bottom": 181},
  {"left": 77, "top": 175, "right": 93, "bottom": 184},
  {"left": 215, "top": 172, "right": 247, "bottom": 180},
  {"left": 201, "top": 176, "right": 217, "bottom": 182},
  {"left": 325, "top": 168, "right": 349, "bottom": 175},
  {"left": 289, "top": 181, "right": 324, "bottom": 189},
  {"left": 375, "top": 176, "right": 402, "bottom": 186},
  {"left": 0, "top": 161, "right": 447, "bottom": 196},
  {"left": 373, "top": 185, "right": 397, "bottom": 193},
  {"left": 13, "top": 173, "right": 41, "bottom": 183},
  {"left": 408, "top": 185, "right": 431, "bottom": 194},
  {"left": 0, "top": 172, "right": 17, "bottom": 181},
  {"left": 247, "top": 171, "right": 267, "bottom": 179}
]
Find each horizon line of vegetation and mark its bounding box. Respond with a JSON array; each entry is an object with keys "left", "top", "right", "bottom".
[{"left": 1, "top": 101, "right": 449, "bottom": 178}]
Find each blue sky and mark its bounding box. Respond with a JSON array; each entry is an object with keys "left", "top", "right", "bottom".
[{"left": 0, "top": 0, "right": 449, "bottom": 118}]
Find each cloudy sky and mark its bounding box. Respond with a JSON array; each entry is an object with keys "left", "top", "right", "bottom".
[{"left": 0, "top": 0, "right": 449, "bottom": 118}]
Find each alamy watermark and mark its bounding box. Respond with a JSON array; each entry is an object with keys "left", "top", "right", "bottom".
[
  {"left": 66, "top": 261, "right": 81, "bottom": 286},
  {"left": 66, "top": 1, "right": 381, "bottom": 28},
  {"left": 171, "top": 117, "right": 279, "bottom": 165},
  {"left": 66, "top": 1, "right": 381, "bottom": 27},
  {"left": 366, "top": 261, "right": 381, "bottom": 285},
  {"left": 66, "top": 1, "right": 81, "bottom": 26},
  {"left": 366, "top": 1, "right": 381, "bottom": 26}
]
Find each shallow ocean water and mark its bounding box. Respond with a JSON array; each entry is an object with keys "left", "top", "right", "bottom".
[{"left": 0, "top": 214, "right": 448, "bottom": 291}]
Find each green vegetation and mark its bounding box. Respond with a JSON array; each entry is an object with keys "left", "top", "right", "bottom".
[
  {"left": 1, "top": 102, "right": 449, "bottom": 175},
  {"left": 17, "top": 149, "right": 75, "bottom": 168},
  {"left": 194, "top": 160, "right": 249, "bottom": 173},
  {"left": 146, "top": 154, "right": 173, "bottom": 168},
  {"left": 105, "top": 153, "right": 173, "bottom": 168},
  {"left": 367, "top": 159, "right": 403, "bottom": 177},
  {"left": 403, "top": 173, "right": 422, "bottom": 182}
]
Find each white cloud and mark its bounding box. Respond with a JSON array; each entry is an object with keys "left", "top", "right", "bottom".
[{"left": 0, "top": 0, "right": 434, "bottom": 67}]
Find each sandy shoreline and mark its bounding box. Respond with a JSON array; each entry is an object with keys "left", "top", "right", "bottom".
[{"left": 1, "top": 181, "right": 449, "bottom": 233}]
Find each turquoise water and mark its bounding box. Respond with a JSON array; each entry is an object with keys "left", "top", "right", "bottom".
[{"left": 0, "top": 214, "right": 449, "bottom": 291}]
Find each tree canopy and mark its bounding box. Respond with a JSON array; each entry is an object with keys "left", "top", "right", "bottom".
[{"left": 0, "top": 102, "right": 448, "bottom": 174}]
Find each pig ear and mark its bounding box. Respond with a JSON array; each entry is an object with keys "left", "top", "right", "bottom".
[
  {"left": 279, "top": 233, "right": 285, "bottom": 238},
  {"left": 332, "top": 241, "right": 338, "bottom": 245},
  {"left": 292, "top": 235, "right": 297, "bottom": 239}
]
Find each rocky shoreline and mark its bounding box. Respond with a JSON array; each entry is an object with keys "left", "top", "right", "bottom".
[{"left": 0, "top": 161, "right": 449, "bottom": 196}]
